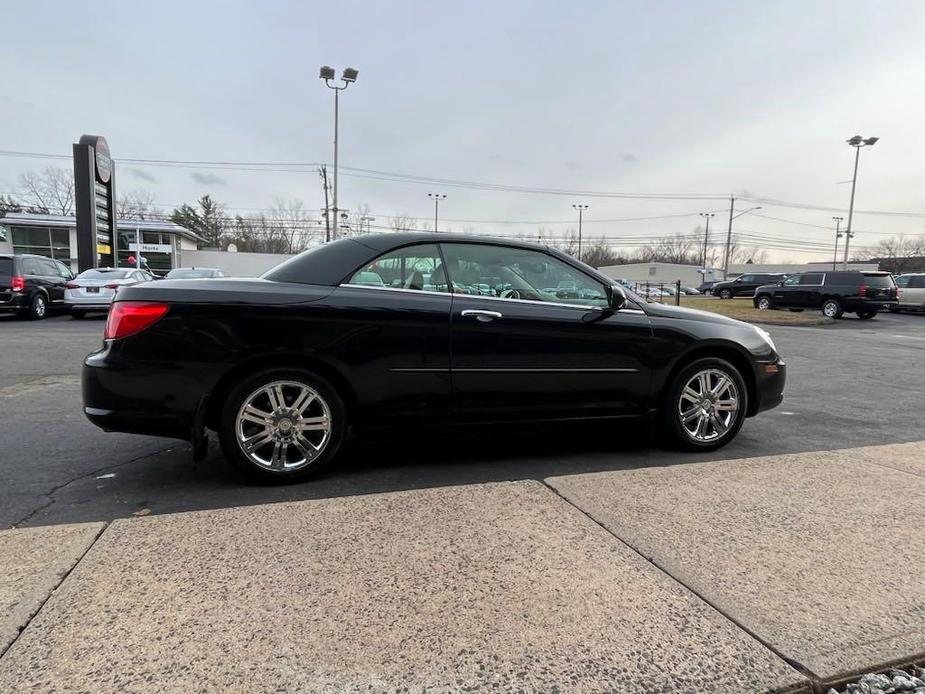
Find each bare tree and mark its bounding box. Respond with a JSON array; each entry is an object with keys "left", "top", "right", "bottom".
[
  {"left": 117, "top": 190, "right": 157, "bottom": 220},
  {"left": 637, "top": 232, "right": 697, "bottom": 264},
  {"left": 348, "top": 203, "right": 374, "bottom": 235},
  {"left": 865, "top": 234, "right": 925, "bottom": 273},
  {"left": 18, "top": 167, "right": 75, "bottom": 215},
  {"left": 389, "top": 214, "right": 417, "bottom": 232},
  {"left": 268, "top": 199, "right": 317, "bottom": 253}
]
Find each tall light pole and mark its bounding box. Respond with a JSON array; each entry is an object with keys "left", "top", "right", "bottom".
[
  {"left": 831, "top": 216, "right": 844, "bottom": 271},
  {"left": 319, "top": 65, "right": 359, "bottom": 241},
  {"left": 428, "top": 193, "right": 446, "bottom": 232},
  {"left": 843, "top": 135, "right": 878, "bottom": 269},
  {"left": 572, "top": 204, "right": 589, "bottom": 261},
  {"left": 721, "top": 201, "right": 762, "bottom": 278},
  {"left": 699, "top": 212, "right": 715, "bottom": 271}
]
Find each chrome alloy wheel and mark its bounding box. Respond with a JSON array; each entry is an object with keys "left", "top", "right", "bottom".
[
  {"left": 822, "top": 301, "right": 839, "bottom": 318},
  {"left": 756, "top": 296, "right": 771, "bottom": 310},
  {"left": 678, "top": 369, "right": 739, "bottom": 442},
  {"left": 235, "top": 380, "right": 331, "bottom": 471}
]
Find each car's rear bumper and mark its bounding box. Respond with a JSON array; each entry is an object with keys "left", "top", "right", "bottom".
[
  {"left": 751, "top": 359, "right": 786, "bottom": 415},
  {"left": 0, "top": 294, "right": 28, "bottom": 311},
  {"left": 82, "top": 343, "right": 215, "bottom": 441}
]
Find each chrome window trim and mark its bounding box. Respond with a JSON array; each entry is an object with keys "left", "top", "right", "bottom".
[{"left": 389, "top": 367, "right": 639, "bottom": 373}]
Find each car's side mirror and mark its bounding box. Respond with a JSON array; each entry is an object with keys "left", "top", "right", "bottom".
[{"left": 608, "top": 284, "right": 627, "bottom": 310}]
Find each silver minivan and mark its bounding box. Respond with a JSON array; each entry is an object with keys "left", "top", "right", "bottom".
[{"left": 893, "top": 274, "right": 925, "bottom": 312}]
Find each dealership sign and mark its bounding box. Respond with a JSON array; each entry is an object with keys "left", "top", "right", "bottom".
[
  {"left": 129, "top": 243, "right": 172, "bottom": 254},
  {"left": 73, "top": 134, "right": 118, "bottom": 272}
]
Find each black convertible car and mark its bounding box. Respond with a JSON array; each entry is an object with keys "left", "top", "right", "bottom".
[{"left": 83, "top": 233, "right": 785, "bottom": 481}]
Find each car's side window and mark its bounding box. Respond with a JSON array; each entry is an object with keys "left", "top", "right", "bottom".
[
  {"left": 738, "top": 275, "right": 753, "bottom": 283},
  {"left": 782, "top": 275, "right": 801, "bottom": 286},
  {"left": 347, "top": 244, "right": 448, "bottom": 292},
  {"left": 895, "top": 276, "right": 910, "bottom": 288},
  {"left": 440, "top": 243, "right": 609, "bottom": 308},
  {"left": 910, "top": 276, "right": 925, "bottom": 289},
  {"left": 799, "top": 273, "right": 824, "bottom": 285}
]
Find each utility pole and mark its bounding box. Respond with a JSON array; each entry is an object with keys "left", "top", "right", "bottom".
[
  {"left": 699, "top": 212, "right": 715, "bottom": 270},
  {"left": 428, "top": 193, "right": 446, "bottom": 232},
  {"left": 722, "top": 195, "right": 735, "bottom": 279},
  {"left": 572, "top": 204, "right": 589, "bottom": 261},
  {"left": 319, "top": 166, "right": 331, "bottom": 243},
  {"left": 843, "top": 135, "right": 878, "bottom": 269},
  {"left": 831, "top": 216, "right": 843, "bottom": 271}
]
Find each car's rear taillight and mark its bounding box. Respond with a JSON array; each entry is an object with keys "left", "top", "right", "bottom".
[
  {"left": 105, "top": 283, "right": 120, "bottom": 290},
  {"left": 11, "top": 276, "right": 25, "bottom": 292},
  {"left": 104, "top": 302, "right": 169, "bottom": 340},
  {"left": 858, "top": 282, "right": 867, "bottom": 297},
  {"left": 65, "top": 281, "right": 80, "bottom": 289}
]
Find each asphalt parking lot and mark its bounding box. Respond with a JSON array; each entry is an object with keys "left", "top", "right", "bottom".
[{"left": 2, "top": 309, "right": 923, "bottom": 529}]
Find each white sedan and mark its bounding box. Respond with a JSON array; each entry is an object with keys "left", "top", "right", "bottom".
[{"left": 65, "top": 268, "right": 154, "bottom": 318}]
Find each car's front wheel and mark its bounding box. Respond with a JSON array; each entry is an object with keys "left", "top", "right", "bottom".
[
  {"left": 754, "top": 295, "right": 773, "bottom": 310},
  {"left": 219, "top": 368, "right": 346, "bottom": 483},
  {"left": 662, "top": 358, "right": 747, "bottom": 451},
  {"left": 28, "top": 294, "right": 47, "bottom": 320},
  {"left": 718, "top": 288, "right": 733, "bottom": 300},
  {"left": 821, "top": 298, "right": 843, "bottom": 319}
]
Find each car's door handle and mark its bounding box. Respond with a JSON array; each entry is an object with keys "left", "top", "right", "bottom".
[{"left": 461, "top": 309, "right": 502, "bottom": 322}]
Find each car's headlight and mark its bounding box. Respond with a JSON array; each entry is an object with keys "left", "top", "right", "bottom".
[{"left": 755, "top": 326, "right": 777, "bottom": 353}]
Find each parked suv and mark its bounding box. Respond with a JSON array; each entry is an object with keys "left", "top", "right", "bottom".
[
  {"left": 0, "top": 253, "right": 75, "bottom": 320},
  {"left": 753, "top": 270, "right": 897, "bottom": 319},
  {"left": 892, "top": 273, "right": 925, "bottom": 312},
  {"left": 712, "top": 273, "right": 787, "bottom": 299}
]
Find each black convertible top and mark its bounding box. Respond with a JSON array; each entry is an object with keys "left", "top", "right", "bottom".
[{"left": 262, "top": 233, "right": 571, "bottom": 287}]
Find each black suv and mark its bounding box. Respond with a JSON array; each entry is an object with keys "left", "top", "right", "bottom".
[
  {"left": 0, "top": 253, "right": 75, "bottom": 320},
  {"left": 712, "top": 273, "right": 787, "bottom": 299},
  {"left": 753, "top": 270, "right": 897, "bottom": 319}
]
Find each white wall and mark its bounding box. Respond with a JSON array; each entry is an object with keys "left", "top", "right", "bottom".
[{"left": 180, "top": 250, "right": 294, "bottom": 277}]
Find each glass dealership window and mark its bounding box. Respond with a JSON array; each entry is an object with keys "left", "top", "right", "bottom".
[{"left": 10, "top": 226, "right": 71, "bottom": 260}]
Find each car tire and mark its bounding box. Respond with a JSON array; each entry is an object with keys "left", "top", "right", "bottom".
[
  {"left": 718, "top": 288, "right": 733, "bottom": 300},
  {"left": 219, "top": 368, "right": 347, "bottom": 484},
  {"left": 661, "top": 357, "right": 748, "bottom": 452},
  {"left": 28, "top": 294, "right": 47, "bottom": 320},
  {"left": 754, "top": 295, "right": 773, "bottom": 310},
  {"left": 857, "top": 311, "right": 877, "bottom": 320},
  {"left": 821, "top": 298, "right": 843, "bottom": 319}
]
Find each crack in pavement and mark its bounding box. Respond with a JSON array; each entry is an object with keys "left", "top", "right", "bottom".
[{"left": 9, "top": 445, "right": 177, "bottom": 529}]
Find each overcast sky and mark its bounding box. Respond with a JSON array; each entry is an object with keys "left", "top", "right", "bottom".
[{"left": 2, "top": 0, "right": 925, "bottom": 261}]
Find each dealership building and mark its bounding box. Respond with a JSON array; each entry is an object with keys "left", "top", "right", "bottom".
[{"left": 0, "top": 212, "right": 204, "bottom": 273}]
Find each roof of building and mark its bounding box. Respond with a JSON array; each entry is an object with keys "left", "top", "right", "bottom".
[{"left": 0, "top": 212, "right": 206, "bottom": 243}]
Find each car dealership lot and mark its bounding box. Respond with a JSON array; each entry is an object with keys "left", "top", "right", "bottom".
[{"left": 1, "top": 309, "right": 923, "bottom": 528}]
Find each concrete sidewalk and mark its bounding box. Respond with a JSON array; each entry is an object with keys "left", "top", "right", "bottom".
[
  {"left": 0, "top": 481, "right": 807, "bottom": 693},
  {"left": 1, "top": 442, "right": 923, "bottom": 692}
]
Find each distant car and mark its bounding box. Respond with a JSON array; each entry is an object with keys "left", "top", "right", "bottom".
[
  {"left": 0, "top": 253, "right": 75, "bottom": 320},
  {"left": 680, "top": 286, "right": 701, "bottom": 295},
  {"left": 696, "top": 281, "right": 717, "bottom": 295},
  {"left": 164, "top": 267, "right": 226, "bottom": 279},
  {"left": 892, "top": 273, "right": 925, "bottom": 312},
  {"left": 712, "top": 273, "right": 787, "bottom": 300},
  {"left": 753, "top": 270, "right": 897, "bottom": 319},
  {"left": 65, "top": 268, "right": 154, "bottom": 318}
]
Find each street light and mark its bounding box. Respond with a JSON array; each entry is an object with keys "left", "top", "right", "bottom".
[
  {"left": 319, "top": 65, "right": 359, "bottom": 240},
  {"left": 842, "top": 135, "right": 879, "bottom": 269},
  {"left": 572, "top": 204, "right": 589, "bottom": 261},
  {"left": 831, "top": 216, "right": 844, "bottom": 271},
  {"left": 428, "top": 193, "right": 446, "bottom": 232},
  {"left": 699, "top": 212, "right": 715, "bottom": 271},
  {"left": 721, "top": 203, "right": 762, "bottom": 278}
]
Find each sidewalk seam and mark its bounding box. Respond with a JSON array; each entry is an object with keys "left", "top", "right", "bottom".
[
  {"left": 0, "top": 521, "right": 109, "bottom": 662},
  {"left": 539, "top": 479, "right": 819, "bottom": 694}
]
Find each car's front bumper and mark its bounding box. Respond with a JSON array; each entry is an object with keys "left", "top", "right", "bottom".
[{"left": 751, "top": 358, "right": 786, "bottom": 415}]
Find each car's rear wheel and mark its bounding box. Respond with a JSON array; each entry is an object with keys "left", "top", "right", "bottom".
[
  {"left": 28, "top": 294, "right": 47, "bottom": 320},
  {"left": 718, "top": 288, "right": 733, "bottom": 300},
  {"left": 754, "top": 295, "right": 773, "bottom": 310},
  {"left": 857, "top": 311, "right": 877, "bottom": 320},
  {"left": 662, "top": 358, "right": 747, "bottom": 451},
  {"left": 821, "top": 298, "right": 843, "bottom": 319},
  {"left": 219, "top": 368, "right": 346, "bottom": 483}
]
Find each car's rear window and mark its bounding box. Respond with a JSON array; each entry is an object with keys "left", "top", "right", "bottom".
[
  {"left": 863, "top": 273, "right": 895, "bottom": 287},
  {"left": 77, "top": 269, "right": 132, "bottom": 280},
  {"left": 0, "top": 257, "right": 11, "bottom": 283}
]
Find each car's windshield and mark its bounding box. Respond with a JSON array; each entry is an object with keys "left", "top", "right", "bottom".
[
  {"left": 77, "top": 269, "right": 132, "bottom": 280},
  {"left": 166, "top": 269, "right": 214, "bottom": 279}
]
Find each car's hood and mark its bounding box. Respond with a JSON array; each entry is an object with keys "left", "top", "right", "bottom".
[{"left": 640, "top": 301, "right": 749, "bottom": 328}]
